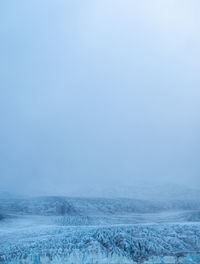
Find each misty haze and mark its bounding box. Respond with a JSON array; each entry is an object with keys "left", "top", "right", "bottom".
[{"left": 0, "top": 0, "right": 200, "bottom": 263}]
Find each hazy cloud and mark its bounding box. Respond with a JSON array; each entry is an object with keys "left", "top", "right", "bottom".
[{"left": 0, "top": 0, "right": 200, "bottom": 195}]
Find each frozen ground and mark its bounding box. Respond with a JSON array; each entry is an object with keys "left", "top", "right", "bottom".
[{"left": 1, "top": 196, "right": 200, "bottom": 263}]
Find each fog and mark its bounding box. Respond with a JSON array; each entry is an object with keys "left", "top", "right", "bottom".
[{"left": 0, "top": 0, "right": 200, "bottom": 196}]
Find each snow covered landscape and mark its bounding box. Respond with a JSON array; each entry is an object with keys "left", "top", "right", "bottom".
[
  {"left": 1, "top": 0, "right": 200, "bottom": 263},
  {"left": 1, "top": 195, "right": 200, "bottom": 263}
]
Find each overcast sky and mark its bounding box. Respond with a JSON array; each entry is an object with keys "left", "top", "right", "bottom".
[{"left": 0, "top": 0, "right": 200, "bottom": 196}]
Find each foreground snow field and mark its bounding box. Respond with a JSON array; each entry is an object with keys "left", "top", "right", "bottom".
[{"left": 1, "top": 196, "right": 200, "bottom": 263}]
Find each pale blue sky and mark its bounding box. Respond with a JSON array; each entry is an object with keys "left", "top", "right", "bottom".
[{"left": 0, "top": 0, "right": 200, "bottom": 195}]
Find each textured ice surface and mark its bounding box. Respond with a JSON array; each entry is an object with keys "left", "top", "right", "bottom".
[
  {"left": 1, "top": 223, "right": 200, "bottom": 263},
  {"left": 1, "top": 197, "right": 200, "bottom": 263}
]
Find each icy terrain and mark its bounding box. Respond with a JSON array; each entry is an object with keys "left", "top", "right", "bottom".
[{"left": 1, "top": 196, "right": 200, "bottom": 263}]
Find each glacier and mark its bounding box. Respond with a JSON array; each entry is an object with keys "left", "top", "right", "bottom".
[{"left": 1, "top": 196, "right": 200, "bottom": 263}]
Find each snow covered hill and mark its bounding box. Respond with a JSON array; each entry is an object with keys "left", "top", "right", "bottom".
[{"left": 1, "top": 196, "right": 200, "bottom": 217}]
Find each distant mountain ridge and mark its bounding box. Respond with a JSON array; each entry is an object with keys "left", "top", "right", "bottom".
[
  {"left": 0, "top": 182, "right": 199, "bottom": 205},
  {"left": 65, "top": 182, "right": 200, "bottom": 202}
]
